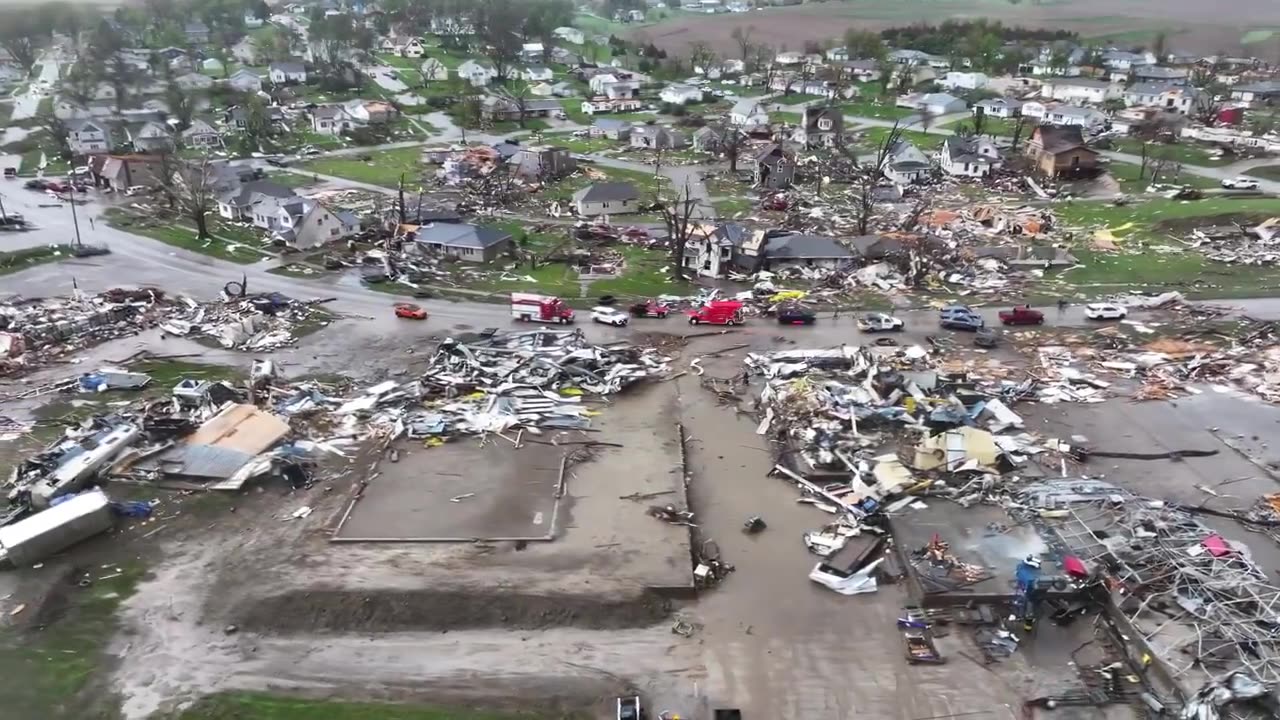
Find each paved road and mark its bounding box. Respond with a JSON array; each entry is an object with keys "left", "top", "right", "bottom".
[{"left": 10, "top": 53, "right": 59, "bottom": 121}]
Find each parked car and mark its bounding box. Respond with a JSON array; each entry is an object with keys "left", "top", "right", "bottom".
[
  {"left": 628, "top": 299, "right": 671, "bottom": 318},
  {"left": 939, "top": 306, "right": 984, "bottom": 331},
  {"left": 393, "top": 303, "right": 427, "bottom": 319},
  {"left": 265, "top": 157, "right": 289, "bottom": 167},
  {"left": 1222, "top": 177, "right": 1260, "bottom": 190},
  {"left": 857, "top": 312, "right": 904, "bottom": 332},
  {"left": 776, "top": 303, "right": 816, "bottom": 325},
  {"left": 591, "top": 306, "right": 629, "bottom": 327},
  {"left": 24, "top": 178, "right": 47, "bottom": 190},
  {"left": 974, "top": 327, "right": 999, "bottom": 348},
  {"left": 997, "top": 305, "right": 1044, "bottom": 326},
  {"left": 1084, "top": 302, "right": 1128, "bottom": 320},
  {"left": 299, "top": 145, "right": 321, "bottom": 156}
]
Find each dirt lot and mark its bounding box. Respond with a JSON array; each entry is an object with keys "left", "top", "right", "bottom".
[{"left": 631, "top": 0, "right": 1280, "bottom": 56}]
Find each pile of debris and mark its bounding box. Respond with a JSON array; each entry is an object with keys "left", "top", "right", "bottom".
[
  {"left": 0, "top": 289, "right": 172, "bottom": 375},
  {"left": 160, "top": 292, "right": 333, "bottom": 351},
  {"left": 743, "top": 344, "right": 1080, "bottom": 574},
  {"left": 1189, "top": 217, "right": 1280, "bottom": 265}
]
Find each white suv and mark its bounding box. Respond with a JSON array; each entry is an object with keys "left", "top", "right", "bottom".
[
  {"left": 590, "top": 306, "right": 629, "bottom": 327},
  {"left": 1222, "top": 177, "right": 1260, "bottom": 190}
]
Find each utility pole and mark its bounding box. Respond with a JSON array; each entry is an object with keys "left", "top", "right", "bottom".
[
  {"left": 0, "top": 193, "right": 8, "bottom": 224},
  {"left": 68, "top": 192, "right": 82, "bottom": 246}
]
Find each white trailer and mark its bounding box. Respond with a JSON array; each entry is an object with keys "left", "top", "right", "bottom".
[{"left": 0, "top": 489, "right": 114, "bottom": 568}]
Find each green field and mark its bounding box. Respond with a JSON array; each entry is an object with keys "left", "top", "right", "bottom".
[
  {"left": 1111, "top": 138, "right": 1232, "bottom": 167},
  {"left": 0, "top": 245, "right": 79, "bottom": 275},
  {"left": 298, "top": 147, "right": 426, "bottom": 188},
  {"left": 105, "top": 211, "right": 272, "bottom": 264},
  {"left": 1106, "top": 161, "right": 1219, "bottom": 192},
  {"left": 1039, "top": 197, "right": 1280, "bottom": 299},
  {"left": 841, "top": 99, "right": 915, "bottom": 121}
]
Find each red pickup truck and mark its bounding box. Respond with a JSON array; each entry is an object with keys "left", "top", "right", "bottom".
[{"left": 998, "top": 305, "right": 1045, "bottom": 326}]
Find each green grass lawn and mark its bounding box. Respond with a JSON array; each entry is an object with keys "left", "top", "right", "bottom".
[
  {"left": 1056, "top": 197, "right": 1280, "bottom": 235},
  {"left": 713, "top": 194, "right": 755, "bottom": 218},
  {"left": 172, "top": 693, "right": 579, "bottom": 720},
  {"left": 1245, "top": 166, "right": 1280, "bottom": 182},
  {"left": 769, "top": 111, "right": 801, "bottom": 124},
  {"left": 1111, "top": 138, "right": 1232, "bottom": 167},
  {"left": 774, "top": 93, "right": 824, "bottom": 105},
  {"left": 264, "top": 171, "right": 319, "bottom": 188},
  {"left": 0, "top": 560, "right": 147, "bottom": 720},
  {"left": 105, "top": 211, "right": 272, "bottom": 264},
  {"left": 541, "top": 133, "right": 620, "bottom": 154},
  {"left": 0, "top": 244, "right": 79, "bottom": 275},
  {"left": 1106, "top": 161, "right": 1219, "bottom": 192},
  {"left": 589, "top": 246, "right": 688, "bottom": 298},
  {"left": 1037, "top": 197, "right": 1280, "bottom": 299},
  {"left": 297, "top": 147, "right": 425, "bottom": 188},
  {"left": 376, "top": 53, "right": 421, "bottom": 69},
  {"left": 841, "top": 99, "right": 915, "bottom": 121},
  {"left": 857, "top": 126, "right": 940, "bottom": 151}
]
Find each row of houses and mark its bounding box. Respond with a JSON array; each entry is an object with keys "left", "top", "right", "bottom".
[{"left": 217, "top": 180, "right": 361, "bottom": 249}]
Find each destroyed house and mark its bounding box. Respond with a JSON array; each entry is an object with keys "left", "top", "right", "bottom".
[
  {"left": 410, "top": 223, "right": 513, "bottom": 262},
  {"left": 1024, "top": 125, "right": 1098, "bottom": 177},
  {"left": 510, "top": 145, "right": 575, "bottom": 180},
  {"left": 684, "top": 222, "right": 749, "bottom": 278},
  {"left": 88, "top": 154, "right": 168, "bottom": 190},
  {"left": 126, "top": 404, "right": 289, "bottom": 489}
]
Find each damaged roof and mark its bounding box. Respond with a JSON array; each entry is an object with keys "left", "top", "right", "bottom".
[{"left": 763, "top": 233, "right": 853, "bottom": 260}]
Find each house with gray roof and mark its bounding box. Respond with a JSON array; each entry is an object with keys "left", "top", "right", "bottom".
[
  {"left": 939, "top": 136, "right": 1002, "bottom": 178},
  {"left": 1231, "top": 81, "right": 1280, "bottom": 105},
  {"left": 590, "top": 118, "right": 633, "bottom": 140},
  {"left": 973, "top": 97, "right": 1022, "bottom": 119},
  {"left": 882, "top": 140, "right": 930, "bottom": 185},
  {"left": 573, "top": 182, "right": 640, "bottom": 216},
  {"left": 269, "top": 61, "right": 308, "bottom": 85},
  {"left": 217, "top": 180, "right": 300, "bottom": 227},
  {"left": 411, "top": 223, "right": 513, "bottom": 262},
  {"left": 630, "top": 125, "right": 687, "bottom": 150},
  {"left": 1132, "top": 65, "right": 1189, "bottom": 84},
  {"left": 733, "top": 231, "right": 853, "bottom": 273}
]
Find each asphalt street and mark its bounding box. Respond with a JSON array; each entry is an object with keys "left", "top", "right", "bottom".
[{"left": 4, "top": 186, "right": 1279, "bottom": 343}]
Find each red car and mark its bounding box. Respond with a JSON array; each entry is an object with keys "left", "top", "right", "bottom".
[
  {"left": 998, "top": 305, "right": 1045, "bottom": 326},
  {"left": 393, "top": 303, "right": 428, "bottom": 320},
  {"left": 629, "top": 299, "right": 671, "bottom": 318}
]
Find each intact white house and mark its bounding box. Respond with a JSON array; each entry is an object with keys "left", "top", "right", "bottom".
[
  {"left": 973, "top": 98, "right": 1022, "bottom": 118},
  {"left": 1040, "top": 77, "right": 1120, "bottom": 105},
  {"left": 66, "top": 119, "right": 112, "bottom": 154},
  {"left": 940, "top": 71, "right": 988, "bottom": 91},
  {"left": 938, "top": 136, "right": 1002, "bottom": 178},
  {"left": 268, "top": 61, "right": 307, "bottom": 84},
  {"left": 1123, "top": 83, "right": 1200, "bottom": 114},
  {"left": 457, "top": 60, "right": 497, "bottom": 87},
  {"left": 660, "top": 84, "right": 704, "bottom": 105},
  {"left": 553, "top": 26, "right": 584, "bottom": 45}
]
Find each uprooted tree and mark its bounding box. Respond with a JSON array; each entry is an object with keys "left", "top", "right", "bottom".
[
  {"left": 842, "top": 121, "right": 905, "bottom": 235},
  {"left": 656, "top": 180, "right": 701, "bottom": 283}
]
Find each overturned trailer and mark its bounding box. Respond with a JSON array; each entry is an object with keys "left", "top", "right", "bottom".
[{"left": 0, "top": 489, "right": 113, "bottom": 568}]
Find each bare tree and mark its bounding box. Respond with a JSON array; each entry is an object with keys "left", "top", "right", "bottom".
[
  {"left": 1009, "top": 115, "right": 1028, "bottom": 154},
  {"left": 847, "top": 121, "right": 904, "bottom": 235},
  {"left": 730, "top": 25, "right": 754, "bottom": 63},
  {"left": 159, "top": 156, "right": 217, "bottom": 240},
  {"left": 656, "top": 181, "right": 700, "bottom": 283},
  {"left": 494, "top": 80, "right": 533, "bottom": 128},
  {"left": 748, "top": 43, "right": 773, "bottom": 74},
  {"left": 718, "top": 123, "right": 747, "bottom": 173},
  {"left": 688, "top": 40, "right": 717, "bottom": 77},
  {"left": 1192, "top": 93, "right": 1225, "bottom": 126}
]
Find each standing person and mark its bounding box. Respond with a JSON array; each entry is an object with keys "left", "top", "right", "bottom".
[{"left": 88, "top": 216, "right": 94, "bottom": 230}]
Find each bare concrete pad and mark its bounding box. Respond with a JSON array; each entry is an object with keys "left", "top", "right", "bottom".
[{"left": 334, "top": 440, "right": 563, "bottom": 541}]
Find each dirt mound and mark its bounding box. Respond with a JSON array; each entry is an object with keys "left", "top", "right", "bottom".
[{"left": 232, "top": 589, "right": 673, "bottom": 634}]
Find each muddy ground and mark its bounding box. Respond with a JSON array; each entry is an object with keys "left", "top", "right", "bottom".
[
  {"left": 6, "top": 309, "right": 1280, "bottom": 719},
  {"left": 631, "top": 0, "right": 1280, "bottom": 56}
]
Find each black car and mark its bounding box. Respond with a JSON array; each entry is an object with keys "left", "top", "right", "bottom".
[
  {"left": 265, "top": 158, "right": 289, "bottom": 168},
  {"left": 777, "top": 304, "right": 816, "bottom": 325}
]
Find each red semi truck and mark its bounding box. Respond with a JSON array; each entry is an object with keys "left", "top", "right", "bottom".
[
  {"left": 510, "top": 292, "right": 575, "bottom": 323},
  {"left": 687, "top": 300, "right": 745, "bottom": 326}
]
